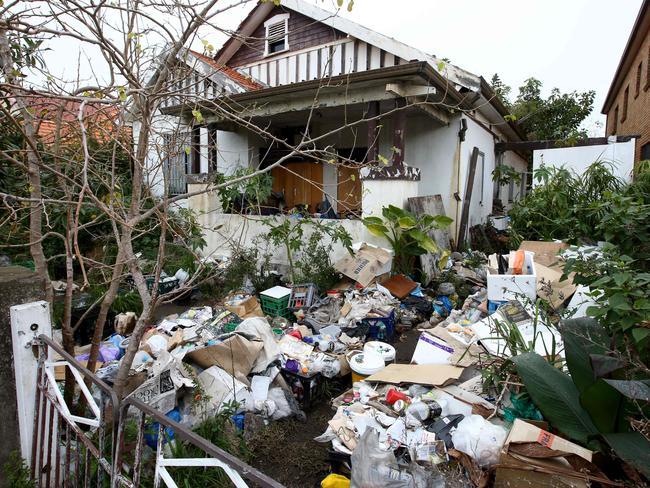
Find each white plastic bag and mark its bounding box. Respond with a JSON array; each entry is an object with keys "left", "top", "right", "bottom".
[{"left": 450, "top": 414, "right": 507, "bottom": 467}]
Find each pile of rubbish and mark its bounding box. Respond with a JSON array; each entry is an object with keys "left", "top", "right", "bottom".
[{"left": 60, "top": 239, "right": 610, "bottom": 487}]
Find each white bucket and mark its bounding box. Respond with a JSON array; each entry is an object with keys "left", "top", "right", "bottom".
[
  {"left": 364, "top": 341, "right": 396, "bottom": 364},
  {"left": 347, "top": 350, "right": 385, "bottom": 383}
]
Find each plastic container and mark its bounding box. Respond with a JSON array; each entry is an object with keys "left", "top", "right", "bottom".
[
  {"left": 386, "top": 388, "right": 410, "bottom": 405},
  {"left": 260, "top": 286, "right": 292, "bottom": 319},
  {"left": 364, "top": 341, "right": 396, "bottom": 364},
  {"left": 362, "top": 309, "right": 396, "bottom": 341},
  {"left": 280, "top": 368, "right": 321, "bottom": 409},
  {"left": 288, "top": 283, "right": 317, "bottom": 310},
  {"left": 346, "top": 350, "right": 385, "bottom": 383}
]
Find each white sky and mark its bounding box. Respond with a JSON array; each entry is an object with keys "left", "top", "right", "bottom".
[{"left": 36, "top": 0, "right": 642, "bottom": 136}]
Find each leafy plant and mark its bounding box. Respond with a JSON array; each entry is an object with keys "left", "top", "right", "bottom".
[
  {"left": 509, "top": 162, "right": 624, "bottom": 243},
  {"left": 561, "top": 245, "right": 650, "bottom": 349},
  {"left": 362, "top": 205, "right": 452, "bottom": 276},
  {"left": 294, "top": 229, "right": 342, "bottom": 292},
  {"left": 511, "top": 318, "right": 650, "bottom": 478},
  {"left": 3, "top": 451, "right": 35, "bottom": 488},
  {"left": 264, "top": 217, "right": 352, "bottom": 282},
  {"left": 215, "top": 168, "right": 273, "bottom": 214}
]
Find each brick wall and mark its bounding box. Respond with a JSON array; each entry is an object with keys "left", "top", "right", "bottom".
[
  {"left": 228, "top": 6, "right": 345, "bottom": 67},
  {"left": 605, "top": 28, "right": 650, "bottom": 163}
]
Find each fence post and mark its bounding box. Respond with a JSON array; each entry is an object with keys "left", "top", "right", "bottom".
[{"left": 10, "top": 300, "right": 52, "bottom": 466}]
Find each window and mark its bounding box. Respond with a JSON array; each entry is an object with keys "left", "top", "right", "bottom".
[
  {"left": 621, "top": 86, "right": 629, "bottom": 122},
  {"left": 264, "top": 14, "right": 289, "bottom": 56},
  {"left": 636, "top": 62, "right": 642, "bottom": 97},
  {"left": 163, "top": 133, "right": 190, "bottom": 196},
  {"left": 612, "top": 106, "right": 618, "bottom": 134},
  {"left": 641, "top": 142, "right": 650, "bottom": 161}
]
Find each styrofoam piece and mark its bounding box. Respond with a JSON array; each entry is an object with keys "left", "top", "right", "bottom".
[
  {"left": 260, "top": 285, "right": 292, "bottom": 299},
  {"left": 487, "top": 251, "right": 537, "bottom": 302}
]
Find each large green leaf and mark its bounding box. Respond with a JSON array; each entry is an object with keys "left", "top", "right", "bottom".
[
  {"left": 579, "top": 379, "right": 621, "bottom": 433},
  {"left": 362, "top": 216, "right": 384, "bottom": 226},
  {"left": 382, "top": 205, "right": 403, "bottom": 222},
  {"left": 431, "top": 214, "right": 453, "bottom": 228},
  {"left": 559, "top": 318, "right": 609, "bottom": 394},
  {"left": 603, "top": 432, "right": 650, "bottom": 478},
  {"left": 365, "top": 223, "right": 389, "bottom": 238},
  {"left": 511, "top": 352, "right": 599, "bottom": 444},
  {"left": 398, "top": 216, "right": 417, "bottom": 229}
]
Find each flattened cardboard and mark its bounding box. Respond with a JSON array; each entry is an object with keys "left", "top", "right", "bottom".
[
  {"left": 519, "top": 241, "right": 569, "bottom": 268},
  {"left": 535, "top": 263, "right": 577, "bottom": 309},
  {"left": 365, "top": 363, "right": 463, "bottom": 386},
  {"left": 495, "top": 419, "right": 598, "bottom": 488},
  {"left": 380, "top": 274, "right": 417, "bottom": 299},
  {"left": 334, "top": 244, "right": 392, "bottom": 287},
  {"left": 186, "top": 334, "right": 263, "bottom": 377}
]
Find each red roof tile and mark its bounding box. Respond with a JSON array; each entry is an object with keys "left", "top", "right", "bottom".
[{"left": 188, "top": 49, "right": 263, "bottom": 91}]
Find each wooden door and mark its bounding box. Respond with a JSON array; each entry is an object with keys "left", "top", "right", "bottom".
[
  {"left": 337, "top": 165, "right": 362, "bottom": 215},
  {"left": 271, "top": 162, "right": 323, "bottom": 213}
]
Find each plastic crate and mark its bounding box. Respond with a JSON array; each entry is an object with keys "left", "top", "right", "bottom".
[
  {"left": 288, "top": 283, "right": 317, "bottom": 310},
  {"left": 281, "top": 369, "right": 321, "bottom": 410},
  {"left": 145, "top": 275, "right": 179, "bottom": 294},
  {"left": 362, "top": 309, "right": 396, "bottom": 341},
  {"left": 260, "top": 286, "right": 292, "bottom": 319}
]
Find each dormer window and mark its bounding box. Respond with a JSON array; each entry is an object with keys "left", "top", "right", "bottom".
[{"left": 264, "top": 14, "right": 289, "bottom": 56}]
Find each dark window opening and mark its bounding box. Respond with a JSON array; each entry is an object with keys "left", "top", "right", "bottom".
[
  {"left": 208, "top": 127, "right": 217, "bottom": 173},
  {"left": 622, "top": 87, "right": 629, "bottom": 123},
  {"left": 613, "top": 106, "right": 618, "bottom": 134},
  {"left": 636, "top": 62, "right": 642, "bottom": 97},
  {"left": 641, "top": 142, "right": 650, "bottom": 161}
]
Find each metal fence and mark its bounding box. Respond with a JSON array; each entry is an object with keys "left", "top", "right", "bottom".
[{"left": 31, "top": 335, "right": 284, "bottom": 488}]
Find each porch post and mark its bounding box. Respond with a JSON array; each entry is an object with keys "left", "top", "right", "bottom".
[
  {"left": 366, "top": 101, "right": 380, "bottom": 164},
  {"left": 392, "top": 97, "right": 406, "bottom": 167}
]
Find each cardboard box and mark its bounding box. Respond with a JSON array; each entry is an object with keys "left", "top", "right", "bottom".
[
  {"left": 412, "top": 332, "right": 454, "bottom": 365},
  {"left": 487, "top": 251, "right": 537, "bottom": 302},
  {"left": 519, "top": 241, "right": 576, "bottom": 308},
  {"left": 334, "top": 243, "right": 393, "bottom": 287},
  {"left": 224, "top": 294, "right": 264, "bottom": 319},
  {"left": 494, "top": 419, "right": 602, "bottom": 488}
]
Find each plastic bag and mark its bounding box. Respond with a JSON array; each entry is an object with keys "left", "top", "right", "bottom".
[
  {"left": 351, "top": 429, "right": 444, "bottom": 488},
  {"left": 450, "top": 414, "right": 507, "bottom": 467}
]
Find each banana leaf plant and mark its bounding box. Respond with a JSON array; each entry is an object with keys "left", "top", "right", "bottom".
[{"left": 362, "top": 205, "right": 453, "bottom": 276}]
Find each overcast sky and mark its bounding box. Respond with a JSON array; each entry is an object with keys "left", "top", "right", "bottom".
[{"left": 37, "top": 0, "right": 643, "bottom": 135}]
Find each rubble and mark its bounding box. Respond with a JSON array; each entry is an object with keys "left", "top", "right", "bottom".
[{"left": 53, "top": 238, "right": 622, "bottom": 487}]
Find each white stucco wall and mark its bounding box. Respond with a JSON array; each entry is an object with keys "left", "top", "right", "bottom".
[
  {"left": 532, "top": 139, "right": 635, "bottom": 183},
  {"left": 361, "top": 179, "right": 419, "bottom": 217},
  {"left": 188, "top": 184, "right": 385, "bottom": 265}
]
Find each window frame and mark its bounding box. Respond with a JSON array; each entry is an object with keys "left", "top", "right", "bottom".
[
  {"left": 645, "top": 45, "right": 650, "bottom": 91},
  {"left": 636, "top": 61, "right": 642, "bottom": 98},
  {"left": 621, "top": 86, "right": 629, "bottom": 123},
  {"left": 264, "top": 13, "right": 290, "bottom": 57}
]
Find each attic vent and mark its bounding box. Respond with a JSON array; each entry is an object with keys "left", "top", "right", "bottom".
[{"left": 264, "top": 13, "right": 289, "bottom": 55}]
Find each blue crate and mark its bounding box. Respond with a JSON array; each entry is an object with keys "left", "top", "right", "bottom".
[{"left": 362, "top": 309, "right": 396, "bottom": 341}]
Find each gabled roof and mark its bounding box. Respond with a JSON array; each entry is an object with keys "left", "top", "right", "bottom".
[
  {"left": 602, "top": 0, "right": 650, "bottom": 113},
  {"left": 213, "top": 0, "right": 480, "bottom": 92}
]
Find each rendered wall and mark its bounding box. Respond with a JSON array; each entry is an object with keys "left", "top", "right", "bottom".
[{"left": 533, "top": 140, "right": 635, "bottom": 182}]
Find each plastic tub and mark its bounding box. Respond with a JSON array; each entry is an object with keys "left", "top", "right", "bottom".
[
  {"left": 346, "top": 350, "right": 385, "bottom": 383},
  {"left": 364, "top": 341, "right": 396, "bottom": 364}
]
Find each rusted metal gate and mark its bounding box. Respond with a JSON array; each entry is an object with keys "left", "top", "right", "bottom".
[{"left": 31, "top": 335, "right": 284, "bottom": 488}]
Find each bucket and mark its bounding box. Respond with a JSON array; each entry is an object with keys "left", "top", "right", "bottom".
[
  {"left": 347, "top": 350, "right": 385, "bottom": 383},
  {"left": 364, "top": 341, "right": 396, "bottom": 364}
]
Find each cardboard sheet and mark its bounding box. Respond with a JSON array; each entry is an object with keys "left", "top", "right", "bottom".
[
  {"left": 225, "top": 295, "right": 264, "bottom": 319},
  {"left": 365, "top": 363, "right": 464, "bottom": 386},
  {"left": 186, "top": 334, "right": 263, "bottom": 376},
  {"left": 380, "top": 274, "right": 418, "bottom": 299}
]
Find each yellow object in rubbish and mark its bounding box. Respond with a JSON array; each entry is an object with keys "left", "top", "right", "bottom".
[{"left": 321, "top": 473, "right": 350, "bottom": 488}]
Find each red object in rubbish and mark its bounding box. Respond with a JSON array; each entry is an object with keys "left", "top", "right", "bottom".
[
  {"left": 287, "top": 329, "right": 303, "bottom": 340},
  {"left": 385, "top": 388, "right": 411, "bottom": 405}
]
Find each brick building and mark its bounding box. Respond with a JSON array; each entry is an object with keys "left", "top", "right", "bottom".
[{"left": 602, "top": 0, "right": 650, "bottom": 163}]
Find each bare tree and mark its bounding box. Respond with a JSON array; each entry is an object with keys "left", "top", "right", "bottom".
[{"left": 0, "top": 0, "right": 473, "bottom": 400}]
